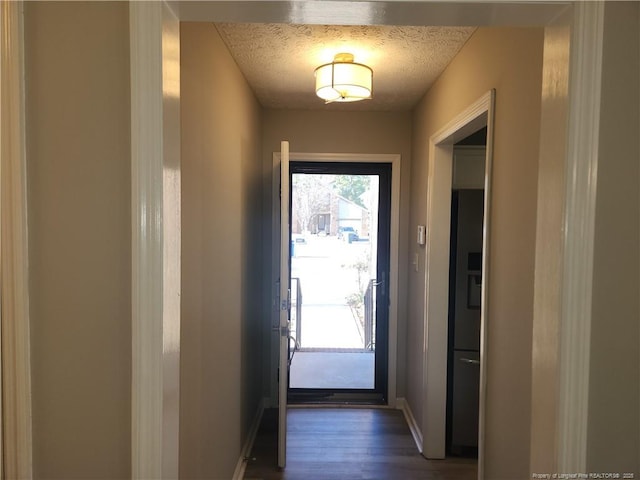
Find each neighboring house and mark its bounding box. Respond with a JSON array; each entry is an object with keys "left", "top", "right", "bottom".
[
  {"left": 2, "top": 2, "right": 638, "bottom": 480},
  {"left": 330, "top": 194, "right": 370, "bottom": 238},
  {"left": 291, "top": 192, "right": 370, "bottom": 237}
]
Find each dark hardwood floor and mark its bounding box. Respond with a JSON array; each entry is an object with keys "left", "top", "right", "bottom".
[{"left": 243, "top": 408, "right": 477, "bottom": 480}]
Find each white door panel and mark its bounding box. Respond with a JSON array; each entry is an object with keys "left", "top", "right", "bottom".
[{"left": 278, "top": 140, "right": 290, "bottom": 468}]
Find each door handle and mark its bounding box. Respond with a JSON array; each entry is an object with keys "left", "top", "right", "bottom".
[{"left": 460, "top": 357, "right": 480, "bottom": 365}]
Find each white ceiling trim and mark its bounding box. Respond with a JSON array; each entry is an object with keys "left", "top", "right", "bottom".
[{"left": 171, "top": 1, "right": 571, "bottom": 27}]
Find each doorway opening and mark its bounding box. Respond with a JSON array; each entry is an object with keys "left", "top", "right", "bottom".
[
  {"left": 421, "top": 91, "right": 493, "bottom": 467},
  {"left": 445, "top": 129, "right": 487, "bottom": 458},
  {"left": 287, "top": 162, "right": 391, "bottom": 404}
]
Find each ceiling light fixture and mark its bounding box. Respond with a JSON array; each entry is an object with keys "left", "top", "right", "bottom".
[{"left": 314, "top": 53, "right": 373, "bottom": 103}]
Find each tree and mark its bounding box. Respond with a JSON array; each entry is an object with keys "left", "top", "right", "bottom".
[
  {"left": 333, "top": 175, "right": 371, "bottom": 208},
  {"left": 291, "top": 174, "right": 333, "bottom": 233}
]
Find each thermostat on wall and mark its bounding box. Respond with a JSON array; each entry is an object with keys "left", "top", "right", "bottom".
[{"left": 417, "top": 225, "right": 426, "bottom": 245}]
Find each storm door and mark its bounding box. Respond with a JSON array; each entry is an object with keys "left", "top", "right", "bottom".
[{"left": 287, "top": 162, "right": 391, "bottom": 404}]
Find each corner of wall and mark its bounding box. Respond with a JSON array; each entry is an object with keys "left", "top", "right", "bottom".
[{"left": 396, "top": 398, "right": 423, "bottom": 453}]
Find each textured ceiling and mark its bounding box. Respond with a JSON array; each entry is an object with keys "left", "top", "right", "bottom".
[{"left": 215, "top": 23, "right": 476, "bottom": 111}]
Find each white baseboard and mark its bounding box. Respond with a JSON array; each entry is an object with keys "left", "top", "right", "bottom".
[
  {"left": 396, "top": 397, "right": 423, "bottom": 453},
  {"left": 232, "top": 397, "right": 268, "bottom": 480}
]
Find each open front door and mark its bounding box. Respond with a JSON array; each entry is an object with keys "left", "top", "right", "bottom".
[{"left": 278, "top": 140, "right": 290, "bottom": 468}]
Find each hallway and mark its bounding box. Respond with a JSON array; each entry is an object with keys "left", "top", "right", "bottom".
[{"left": 244, "top": 408, "right": 476, "bottom": 480}]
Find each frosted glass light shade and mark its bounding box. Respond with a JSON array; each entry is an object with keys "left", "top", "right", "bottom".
[{"left": 314, "top": 53, "right": 373, "bottom": 103}]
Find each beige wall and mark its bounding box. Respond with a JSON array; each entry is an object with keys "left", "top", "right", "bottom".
[
  {"left": 180, "top": 22, "right": 264, "bottom": 479},
  {"left": 409, "top": 28, "right": 544, "bottom": 478},
  {"left": 588, "top": 2, "right": 640, "bottom": 474},
  {"left": 24, "top": 2, "right": 132, "bottom": 478},
  {"left": 261, "top": 109, "right": 412, "bottom": 401}
]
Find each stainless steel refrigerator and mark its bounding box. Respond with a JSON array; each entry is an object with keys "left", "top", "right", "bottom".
[{"left": 448, "top": 189, "right": 483, "bottom": 454}]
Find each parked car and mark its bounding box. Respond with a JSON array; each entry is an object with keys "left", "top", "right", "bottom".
[
  {"left": 292, "top": 233, "right": 307, "bottom": 244},
  {"left": 337, "top": 226, "right": 359, "bottom": 243}
]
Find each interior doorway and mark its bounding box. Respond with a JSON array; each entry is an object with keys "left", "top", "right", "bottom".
[
  {"left": 422, "top": 91, "right": 494, "bottom": 467},
  {"left": 287, "top": 162, "right": 392, "bottom": 404},
  {"left": 445, "top": 132, "right": 487, "bottom": 458}
]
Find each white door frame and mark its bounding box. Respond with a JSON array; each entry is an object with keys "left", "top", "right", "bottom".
[
  {"left": 421, "top": 91, "right": 494, "bottom": 468},
  {"left": 271, "top": 152, "right": 402, "bottom": 407},
  {"left": 0, "top": 2, "right": 33, "bottom": 479},
  {"left": 277, "top": 141, "right": 290, "bottom": 468},
  {"left": 129, "top": 2, "right": 182, "bottom": 478},
  {"left": 1, "top": 1, "right": 606, "bottom": 477},
  {"left": 557, "top": 2, "right": 604, "bottom": 470}
]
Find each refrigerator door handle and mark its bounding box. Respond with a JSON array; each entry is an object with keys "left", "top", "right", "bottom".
[{"left": 460, "top": 357, "right": 480, "bottom": 365}]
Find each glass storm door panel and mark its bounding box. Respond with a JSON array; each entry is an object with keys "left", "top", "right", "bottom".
[{"left": 287, "top": 162, "right": 391, "bottom": 403}]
